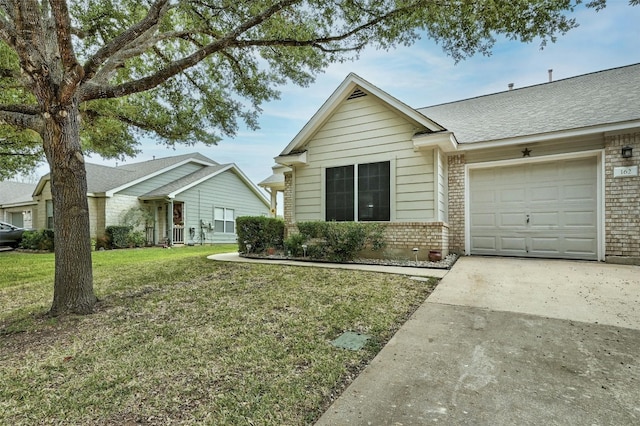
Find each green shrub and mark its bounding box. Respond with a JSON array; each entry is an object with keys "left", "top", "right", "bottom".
[
  {"left": 126, "top": 230, "right": 146, "bottom": 248},
  {"left": 296, "top": 221, "right": 386, "bottom": 262},
  {"left": 105, "top": 225, "right": 132, "bottom": 249},
  {"left": 284, "top": 233, "right": 306, "bottom": 257},
  {"left": 236, "top": 216, "right": 284, "bottom": 254},
  {"left": 19, "top": 229, "right": 55, "bottom": 251}
]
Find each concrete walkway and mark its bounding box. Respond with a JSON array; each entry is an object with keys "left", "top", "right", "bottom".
[
  {"left": 208, "top": 252, "right": 449, "bottom": 278},
  {"left": 315, "top": 257, "right": 640, "bottom": 425}
]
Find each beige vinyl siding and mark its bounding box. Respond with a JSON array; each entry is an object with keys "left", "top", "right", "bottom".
[
  {"left": 294, "top": 94, "right": 436, "bottom": 222},
  {"left": 118, "top": 163, "right": 204, "bottom": 196},
  {"left": 178, "top": 169, "right": 269, "bottom": 243}
]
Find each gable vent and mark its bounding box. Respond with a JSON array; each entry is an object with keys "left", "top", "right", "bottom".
[{"left": 347, "top": 88, "right": 367, "bottom": 100}]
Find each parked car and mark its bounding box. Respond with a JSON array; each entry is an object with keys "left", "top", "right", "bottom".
[{"left": 0, "top": 221, "right": 26, "bottom": 248}]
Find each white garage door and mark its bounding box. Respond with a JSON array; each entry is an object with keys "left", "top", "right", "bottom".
[{"left": 469, "top": 157, "right": 598, "bottom": 260}]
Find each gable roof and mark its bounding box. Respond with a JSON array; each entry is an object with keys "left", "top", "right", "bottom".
[
  {"left": 419, "top": 63, "right": 640, "bottom": 145},
  {"left": 34, "top": 152, "right": 219, "bottom": 197},
  {"left": 139, "top": 163, "right": 269, "bottom": 207},
  {"left": 0, "top": 181, "right": 37, "bottom": 207},
  {"left": 277, "top": 73, "right": 445, "bottom": 159}
]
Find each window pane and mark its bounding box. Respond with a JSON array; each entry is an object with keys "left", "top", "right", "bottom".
[
  {"left": 326, "top": 165, "right": 354, "bottom": 221},
  {"left": 226, "top": 209, "right": 235, "bottom": 233},
  {"left": 358, "top": 161, "right": 390, "bottom": 221},
  {"left": 214, "top": 220, "right": 224, "bottom": 233}
]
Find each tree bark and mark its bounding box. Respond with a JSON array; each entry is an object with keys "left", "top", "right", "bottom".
[{"left": 43, "top": 98, "right": 97, "bottom": 315}]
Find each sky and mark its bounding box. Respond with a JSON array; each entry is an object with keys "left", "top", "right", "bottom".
[{"left": 27, "top": 1, "right": 640, "bottom": 191}]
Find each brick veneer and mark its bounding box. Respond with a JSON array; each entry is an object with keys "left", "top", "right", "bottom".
[
  {"left": 604, "top": 131, "right": 640, "bottom": 264},
  {"left": 283, "top": 171, "right": 296, "bottom": 238},
  {"left": 447, "top": 154, "right": 466, "bottom": 254},
  {"left": 379, "top": 221, "right": 449, "bottom": 260}
]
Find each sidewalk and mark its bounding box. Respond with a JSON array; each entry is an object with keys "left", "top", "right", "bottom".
[{"left": 207, "top": 252, "right": 450, "bottom": 278}]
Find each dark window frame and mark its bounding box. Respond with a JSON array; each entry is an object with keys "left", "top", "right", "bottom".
[{"left": 325, "top": 161, "right": 390, "bottom": 222}]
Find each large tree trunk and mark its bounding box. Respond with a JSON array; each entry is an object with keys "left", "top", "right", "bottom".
[{"left": 43, "top": 98, "right": 97, "bottom": 315}]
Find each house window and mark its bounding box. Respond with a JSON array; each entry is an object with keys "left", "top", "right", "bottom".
[
  {"left": 45, "top": 200, "right": 54, "bottom": 229},
  {"left": 326, "top": 161, "right": 390, "bottom": 222},
  {"left": 326, "top": 165, "right": 354, "bottom": 221},
  {"left": 214, "top": 207, "right": 235, "bottom": 233}
]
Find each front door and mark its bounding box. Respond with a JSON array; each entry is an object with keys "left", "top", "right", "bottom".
[{"left": 173, "top": 202, "right": 184, "bottom": 244}]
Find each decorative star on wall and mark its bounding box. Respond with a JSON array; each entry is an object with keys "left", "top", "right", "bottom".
[{"left": 522, "top": 148, "right": 531, "bottom": 157}]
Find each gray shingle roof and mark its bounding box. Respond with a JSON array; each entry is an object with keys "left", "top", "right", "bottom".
[
  {"left": 418, "top": 63, "right": 640, "bottom": 144},
  {"left": 0, "top": 181, "right": 37, "bottom": 205},
  {"left": 141, "top": 164, "right": 229, "bottom": 198},
  {"left": 85, "top": 152, "right": 218, "bottom": 193}
]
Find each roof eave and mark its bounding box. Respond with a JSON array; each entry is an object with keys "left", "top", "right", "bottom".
[
  {"left": 413, "top": 131, "right": 459, "bottom": 152},
  {"left": 275, "top": 151, "right": 307, "bottom": 166}
]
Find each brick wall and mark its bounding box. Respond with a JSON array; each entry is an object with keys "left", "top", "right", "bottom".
[
  {"left": 447, "top": 154, "right": 466, "bottom": 254},
  {"left": 604, "top": 131, "right": 640, "bottom": 264},
  {"left": 378, "top": 221, "right": 449, "bottom": 260}
]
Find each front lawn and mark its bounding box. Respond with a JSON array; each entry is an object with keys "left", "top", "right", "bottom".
[{"left": 0, "top": 245, "right": 437, "bottom": 425}]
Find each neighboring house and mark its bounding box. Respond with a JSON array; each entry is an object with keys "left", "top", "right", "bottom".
[
  {"left": 0, "top": 181, "right": 37, "bottom": 228},
  {"left": 261, "top": 64, "right": 640, "bottom": 264},
  {"left": 33, "top": 153, "right": 270, "bottom": 245}
]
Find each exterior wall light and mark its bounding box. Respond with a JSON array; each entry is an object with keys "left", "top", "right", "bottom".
[{"left": 621, "top": 146, "right": 633, "bottom": 158}]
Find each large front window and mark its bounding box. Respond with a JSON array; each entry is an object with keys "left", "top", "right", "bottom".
[{"left": 326, "top": 161, "right": 390, "bottom": 221}]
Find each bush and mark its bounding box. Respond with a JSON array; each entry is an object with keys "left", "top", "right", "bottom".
[
  {"left": 19, "top": 229, "right": 55, "bottom": 251},
  {"left": 105, "top": 225, "right": 133, "bottom": 249},
  {"left": 126, "top": 230, "right": 146, "bottom": 248},
  {"left": 236, "top": 216, "right": 284, "bottom": 254},
  {"left": 284, "top": 233, "right": 306, "bottom": 257},
  {"left": 296, "top": 221, "right": 386, "bottom": 262}
]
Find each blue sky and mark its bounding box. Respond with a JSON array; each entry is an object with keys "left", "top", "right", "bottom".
[{"left": 34, "top": 2, "right": 640, "bottom": 188}]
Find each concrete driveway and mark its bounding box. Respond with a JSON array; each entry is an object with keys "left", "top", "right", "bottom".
[{"left": 316, "top": 257, "right": 640, "bottom": 425}]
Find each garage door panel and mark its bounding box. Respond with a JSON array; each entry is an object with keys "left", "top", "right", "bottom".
[
  {"left": 469, "top": 157, "right": 598, "bottom": 260},
  {"left": 563, "top": 184, "right": 596, "bottom": 201},
  {"left": 472, "top": 236, "right": 497, "bottom": 251},
  {"left": 500, "top": 188, "right": 526, "bottom": 203},
  {"left": 532, "top": 216, "right": 560, "bottom": 227},
  {"left": 471, "top": 213, "right": 496, "bottom": 227},
  {"left": 564, "top": 211, "right": 596, "bottom": 227},
  {"left": 530, "top": 186, "right": 560, "bottom": 202},
  {"left": 500, "top": 237, "right": 527, "bottom": 251}
]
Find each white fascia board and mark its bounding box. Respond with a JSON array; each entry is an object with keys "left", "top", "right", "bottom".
[
  {"left": 413, "top": 131, "right": 459, "bottom": 152},
  {"left": 275, "top": 151, "right": 307, "bottom": 166},
  {"left": 457, "top": 120, "right": 640, "bottom": 151},
  {"left": 279, "top": 73, "right": 444, "bottom": 156},
  {"left": 105, "top": 157, "right": 217, "bottom": 197}
]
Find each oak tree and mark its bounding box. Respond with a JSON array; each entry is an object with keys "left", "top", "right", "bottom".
[{"left": 0, "top": 0, "right": 615, "bottom": 315}]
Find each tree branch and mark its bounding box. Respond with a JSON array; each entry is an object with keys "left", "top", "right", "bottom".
[
  {"left": 0, "top": 108, "right": 44, "bottom": 132},
  {"left": 80, "top": 0, "right": 302, "bottom": 101},
  {"left": 50, "top": 0, "right": 84, "bottom": 103},
  {"left": 82, "top": 0, "right": 171, "bottom": 83}
]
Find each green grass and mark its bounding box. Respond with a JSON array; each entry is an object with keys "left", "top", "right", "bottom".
[{"left": 0, "top": 245, "right": 438, "bottom": 425}]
